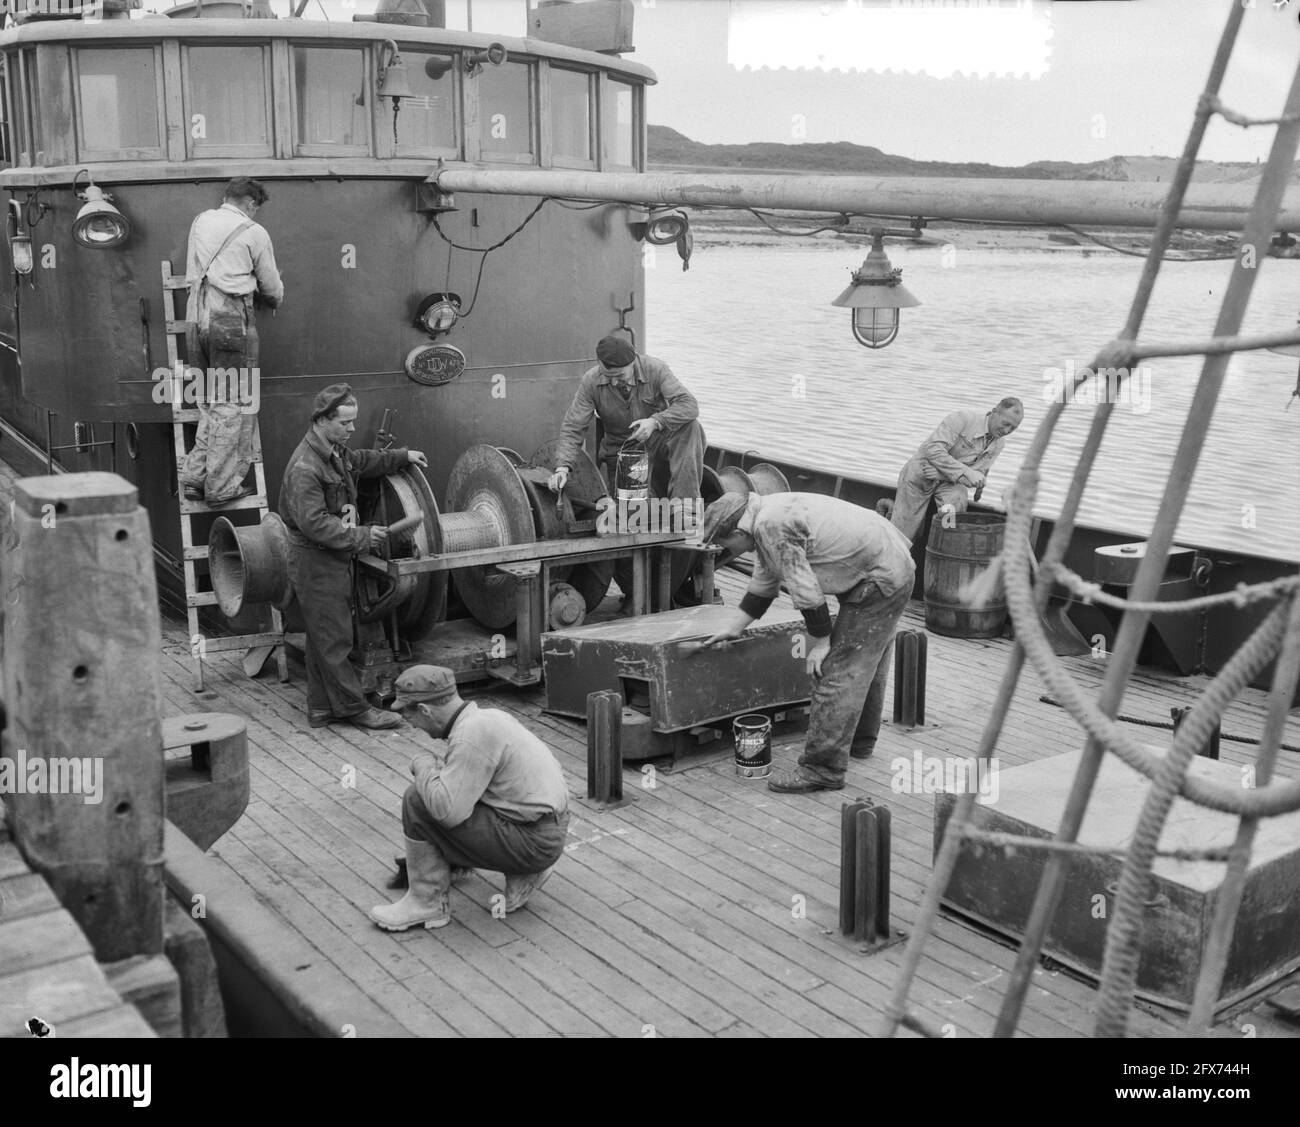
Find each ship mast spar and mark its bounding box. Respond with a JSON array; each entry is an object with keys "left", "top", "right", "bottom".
[{"left": 434, "top": 168, "right": 1300, "bottom": 233}]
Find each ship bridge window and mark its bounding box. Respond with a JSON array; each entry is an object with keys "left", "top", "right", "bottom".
[
  {"left": 292, "top": 46, "right": 371, "bottom": 156},
  {"left": 549, "top": 66, "right": 593, "bottom": 167},
  {"left": 4, "top": 53, "right": 26, "bottom": 167},
  {"left": 478, "top": 59, "right": 534, "bottom": 163},
  {"left": 0, "top": 61, "right": 10, "bottom": 168},
  {"left": 183, "top": 45, "right": 272, "bottom": 157},
  {"left": 392, "top": 49, "right": 457, "bottom": 156},
  {"left": 601, "top": 76, "right": 637, "bottom": 171},
  {"left": 74, "top": 47, "right": 165, "bottom": 160}
]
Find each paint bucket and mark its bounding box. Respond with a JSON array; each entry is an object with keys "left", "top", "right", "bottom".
[
  {"left": 615, "top": 440, "right": 650, "bottom": 501},
  {"left": 733, "top": 713, "right": 772, "bottom": 778}
]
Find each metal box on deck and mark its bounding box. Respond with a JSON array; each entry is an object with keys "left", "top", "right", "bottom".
[
  {"left": 542, "top": 605, "right": 812, "bottom": 732},
  {"left": 935, "top": 749, "right": 1300, "bottom": 1012}
]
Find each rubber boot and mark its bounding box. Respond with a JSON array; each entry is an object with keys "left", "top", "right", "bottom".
[{"left": 370, "top": 836, "right": 451, "bottom": 930}]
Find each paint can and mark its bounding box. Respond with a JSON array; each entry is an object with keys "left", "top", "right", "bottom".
[
  {"left": 733, "top": 713, "right": 772, "bottom": 778},
  {"left": 615, "top": 440, "right": 650, "bottom": 501}
]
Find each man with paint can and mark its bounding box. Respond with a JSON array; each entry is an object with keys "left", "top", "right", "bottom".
[
  {"left": 547, "top": 334, "right": 706, "bottom": 533},
  {"left": 696, "top": 492, "right": 915, "bottom": 793}
]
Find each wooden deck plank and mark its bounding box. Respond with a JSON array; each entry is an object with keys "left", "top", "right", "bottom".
[{"left": 137, "top": 562, "right": 1300, "bottom": 1038}]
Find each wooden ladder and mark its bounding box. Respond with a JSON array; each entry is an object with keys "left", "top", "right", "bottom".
[{"left": 161, "top": 261, "right": 288, "bottom": 691}]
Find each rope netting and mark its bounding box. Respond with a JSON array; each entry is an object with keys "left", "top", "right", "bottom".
[{"left": 884, "top": 1, "right": 1300, "bottom": 1040}]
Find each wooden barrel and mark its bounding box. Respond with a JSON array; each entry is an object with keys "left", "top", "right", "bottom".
[{"left": 924, "top": 512, "right": 1007, "bottom": 638}]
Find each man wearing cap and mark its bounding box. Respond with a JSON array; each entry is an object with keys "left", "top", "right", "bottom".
[
  {"left": 890, "top": 397, "right": 1024, "bottom": 543},
  {"left": 547, "top": 335, "right": 706, "bottom": 526},
  {"left": 370, "top": 665, "right": 570, "bottom": 931},
  {"left": 178, "top": 177, "right": 285, "bottom": 505},
  {"left": 697, "top": 492, "right": 915, "bottom": 792},
  {"left": 279, "top": 383, "right": 429, "bottom": 730}
]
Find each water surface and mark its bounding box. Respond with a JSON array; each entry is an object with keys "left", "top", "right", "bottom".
[{"left": 647, "top": 243, "right": 1300, "bottom": 561}]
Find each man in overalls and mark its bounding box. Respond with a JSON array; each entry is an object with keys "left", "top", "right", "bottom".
[
  {"left": 889, "top": 398, "right": 1024, "bottom": 543},
  {"left": 179, "top": 178, "right": 285, "bottom": 504},
  {"left": 698, "top": 491, "right": 915, "bottom": 792},
  {"left": 279, "top": 384, "right": 429, "bottom": 730}
]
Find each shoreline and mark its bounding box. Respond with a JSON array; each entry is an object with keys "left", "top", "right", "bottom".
[{"left": 684, "top": 211, "right": 1246, "bottom": 256}]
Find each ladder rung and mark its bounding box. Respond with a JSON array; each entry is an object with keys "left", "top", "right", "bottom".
[
  {"left": 165, "top": 320, "right": 191, "bottom": 333},
  {"left": 183, "top": 545, "right": 209, "bottom": 561},
  {"left": 162, "top": 280, "right": 190, "bottom": 291},
  {"left": 201, "top": 633, "right": 284, "bottom": 653},
  {"left": 181, "top": 495, "right": 267, "bottom": 515},
  {"left": 187, "top": 592, "right": 219, "bottom": 607},
  {"left": 173, "top": 409, "right": 201, "bottom": 423}
]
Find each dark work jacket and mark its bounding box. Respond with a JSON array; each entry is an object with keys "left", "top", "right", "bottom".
[
  {"left": 553, "top": 355, "right": 699, "bottom": 471},
  {"left": 278, "top": 428, "right": 409, "bottom": 562}
]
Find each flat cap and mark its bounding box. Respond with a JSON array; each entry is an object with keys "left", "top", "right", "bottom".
[
  {"left": 596, "top": 335, "right": 637, "bottom": 369},
  {"left": 311, "top": 382, "right": 355, "bottom": 421},
  {"left": 701, "top": 492, "right": 750, "bottom": 545},
  {"left": 390, "top": 665, "right": 458, "bottom": 710}
]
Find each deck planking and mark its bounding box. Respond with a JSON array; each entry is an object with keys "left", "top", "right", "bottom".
[{"left": 146, "top": 562, "right": 1300, "bottom": 1039}]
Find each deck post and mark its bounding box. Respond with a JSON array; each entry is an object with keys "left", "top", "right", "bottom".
[
  {"left": 1170, "top": 706, "right": 1220, "bottom": 760},
  {"left": 586, "top": 690, "right": 623, "bottom": 804},
  {"left": 1, "top": 472, "right": 165, "bottom": 962},
  {"left": 892, "top": 629, "right": 927, "bottom": 728}
]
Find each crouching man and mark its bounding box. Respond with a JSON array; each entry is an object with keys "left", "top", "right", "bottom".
[{"left": 370, "top": 666, "right": 570, "bottom": 931}]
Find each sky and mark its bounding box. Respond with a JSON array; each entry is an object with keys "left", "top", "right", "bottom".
[{"left": 432, "top": 0, "right": 1300, "bottom": 166}]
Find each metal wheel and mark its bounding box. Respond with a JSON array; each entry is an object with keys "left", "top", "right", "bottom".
[
  {"left": 718, "top": 465, "right": 756, "bottom": 495},
  {"left": 445, "top": 444, "right": 535, "bottom": 630},
  {"left": 529, "top": 438, "right": 613, "bottom": 609},
  {"left": 748, "top": 463, "right": 791, "bottom": 495},
  {"left": 356, "top": 466, "right": 446, "bottom": 639}
]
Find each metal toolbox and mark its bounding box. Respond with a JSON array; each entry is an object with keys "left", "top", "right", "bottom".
[
  {"left": 935, "top": 748, "right": 1300, "bottom": 1013},
  {"left": 542, "top": 605, "right": 813, "bottom": 732}
]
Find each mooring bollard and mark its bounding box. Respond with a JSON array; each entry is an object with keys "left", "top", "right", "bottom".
[
  {"left": 1170, "top": 706, "right": 1221, "bottom": 760},
  {"left": 840, "top": 800, "right": 892, "bottom": 945},
  {"left": 2, "top": 473, "right": 165, "bottom": 962},
  {"left": 586, "top": 690, "right": 623, "bottom": 803},
  {"left": 892, "top": 629, "right": 927, "bottom": 728}
]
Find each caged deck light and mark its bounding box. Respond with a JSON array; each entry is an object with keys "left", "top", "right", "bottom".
[
  {"left": 831, "top": 229, "right": 921, "bottom": 349},
  {"left": 413, "top": 292, "right": 462, "bottom": 337},
  {"left": 71, "top": 170, "right": 131, "bottom": 249},
  {"left": 7, "top": 199, "right": 32, "bottom": 275}
]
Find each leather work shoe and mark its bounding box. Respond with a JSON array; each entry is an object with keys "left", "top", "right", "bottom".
[
  {"left": 347, "top": 707, "right": 401, "bottom": 731},
  {"left": 504, "top": 864, "right": 557, "bottom": 913},
  {"left": 767, "top": 769, "right": 844, "bottom": 793},
  {"left": 182, "top": 485, "right": 203, "bottom": 502},
  {"left": 849, "top": 745, "right": 875, "bottom": 761},
  {"left": 308, "top": 709, "right": 334, "bottom": 729}
]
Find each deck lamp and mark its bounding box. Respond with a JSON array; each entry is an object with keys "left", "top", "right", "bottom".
[
  {"left": 831, "top": 229, "right": 920, "bottom": 349},
  {"left": 643, "top": 208, "right": 689, "bottom": 246},
  {"left": 71, "top": 171, "right": 130, "bottom": 249},
  {"left": 413, "top": 292, "right": 462, "bottom": 337},
  {"left": 7, "top": 199, "right": 32, "bottom": 276}
]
